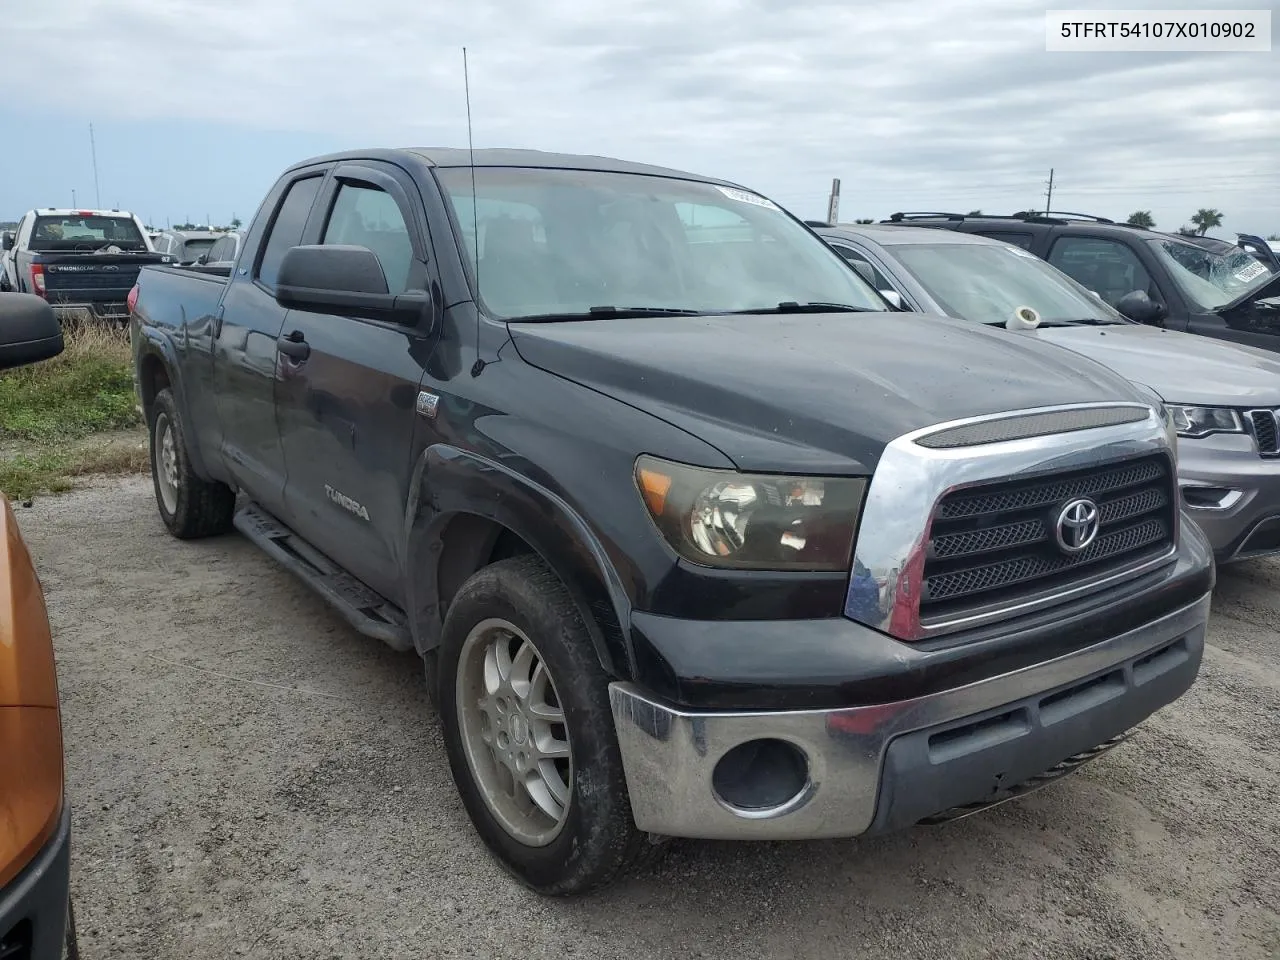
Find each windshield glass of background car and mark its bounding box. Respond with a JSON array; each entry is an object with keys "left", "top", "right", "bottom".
[
  {"left": 28, "top": 216, "right": 146, "bottom": 251},
  {"left": 434, "top": 167, "right": 885, "bottom": 318},
  {"left": 180, "top": 239, "right": 216, "bottom": 261},
  {"left": 891, "top": 243, "right": 1126, "bottom": 325},
  {"left": 1151, "top": 238, "right": 1274, "bottom": 310}
]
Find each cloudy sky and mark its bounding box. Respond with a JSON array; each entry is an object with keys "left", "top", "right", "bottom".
[{"left": 0, "top": 0, "right": 1275, "bottom": 236}]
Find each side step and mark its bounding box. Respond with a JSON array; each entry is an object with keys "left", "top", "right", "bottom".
[{"left": 234, "top": 502, "right": 413, "bottom": 652}]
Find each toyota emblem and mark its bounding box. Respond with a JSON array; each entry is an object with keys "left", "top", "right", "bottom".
[{"left": 1055, "top": 498, "right": 1100, "bottom": 554}]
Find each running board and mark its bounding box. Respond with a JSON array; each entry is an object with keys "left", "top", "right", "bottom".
[{"left": 233, "top": 502, "right": 413, "bottom": 652}]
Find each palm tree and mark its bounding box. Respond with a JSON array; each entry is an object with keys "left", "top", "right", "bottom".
[
  {"left": 1190, "top": 208, "right": 1223, "bottom": 236},
  {"left": 1126, "top": 211, "right": 1155, "bottom": 229},
  {"left": 854, "top": 218, "right": 874, "bottom": 224},
  {"left": 968, "top": 210, "right": 983, "bottom": 216}
]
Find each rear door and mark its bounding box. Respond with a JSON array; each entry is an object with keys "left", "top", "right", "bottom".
[
  {"left": 212, "top": 168, "right": 327, "bottom": 516},
  {"left": 274, "top": 160, "right": 438, "bottom": 603}
]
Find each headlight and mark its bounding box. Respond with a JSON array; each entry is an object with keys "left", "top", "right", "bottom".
[
  {"left": 634, "top": 455, "right": 866, "bottom": 570},
  {"left": 1167, "top": 405, "right": 1243, "bottom": 439}
]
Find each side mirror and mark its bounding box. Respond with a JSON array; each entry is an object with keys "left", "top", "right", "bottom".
[
  {"left": 0, "top": 293, "right": 64, "bottom": 370},
  {"left": 1115, "top": 290, "right": 1167, "bottom": 326},
  {"left": 275, "top": 245, "right": 428, "bottom": 325},
  {"left": 1, "top": 232, "right": 14, "bottom": 252},
  {"left": 880, "top": 289, "right": 904, "bottom": 309},
  {"left": 196, "top": 254, "right": 208, "bottom": 265}
]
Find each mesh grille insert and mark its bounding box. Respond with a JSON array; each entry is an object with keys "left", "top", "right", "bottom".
[
  {"left": 921, "top": 453, "right": 1176, "bottom": 621},
  {"left": 916, "top": 407, "right": 1149, "bottom": 449}
]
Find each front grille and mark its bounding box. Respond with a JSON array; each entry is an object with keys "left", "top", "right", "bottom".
[
  {"left": 921, "top": 454, "right": 1176, "bottom": 621},
  {"left": 1247, "top": 409, "right": 1279, "bottom": 456}
]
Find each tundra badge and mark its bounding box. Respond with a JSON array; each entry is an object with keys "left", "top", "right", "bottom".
[{"left": 325, "top": 484, "right": 370, "bottom": 521}]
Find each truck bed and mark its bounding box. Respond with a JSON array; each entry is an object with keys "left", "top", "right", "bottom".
[{"left": 132, "top": 264, "right": 228, "bottom": 334}]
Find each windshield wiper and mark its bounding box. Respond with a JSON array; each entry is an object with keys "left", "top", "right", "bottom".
[
  {"left": 508, "top": 306, "right": 705, "bottom": 321},
  {"left": 729, "top": 301, "right": 877, "bottom": 315}
]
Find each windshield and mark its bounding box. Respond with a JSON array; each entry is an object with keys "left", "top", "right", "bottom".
[
  {"left": 1149, "top": 237, "right": 1275, "bottom": 310},
  {"left": 890, "top": 242, "right": 1126, "bottom": 326},
  {"left": 28, "top": 215, "right": 147, "bottom": 252},
  {"left": 178, "top": 238, "right": 216, "bottom": 261},
  {"left": 434, "top": 167, "right": 886, "bottom": 318}
]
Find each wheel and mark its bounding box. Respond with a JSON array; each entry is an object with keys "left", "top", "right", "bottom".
[
  {"left": 438, "top": 554, "right": 656, "bottom": 895},
  {"left": 149, "top": 388, "right": 235, "bottom": 539}
]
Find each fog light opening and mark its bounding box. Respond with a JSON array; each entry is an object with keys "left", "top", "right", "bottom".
[
  {"left": 1180, "top": 485, "right": 1242, "bottom": 510},
  {"left": 712, "top": 738, "right": 811, "bottom": 817}
]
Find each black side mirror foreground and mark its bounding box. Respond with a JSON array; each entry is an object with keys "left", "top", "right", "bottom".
[
  {"left": 0, "top": 293, "right": 64, "bottom": 371},
  {"left": 1, "top": 232, "right": 14, "bottom": 252},
  {"left": 1115, "top": 289, "right": 1167, "bottom": 326}
]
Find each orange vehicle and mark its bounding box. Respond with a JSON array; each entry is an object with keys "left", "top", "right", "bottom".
[{"left": 0, "top": 293, "right": 78, "bottom": 959}]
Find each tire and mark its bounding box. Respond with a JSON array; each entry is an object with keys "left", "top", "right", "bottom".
[
  {"left": 437, "top": 554, "right": 657, "bottom": 895},
  {"left": 149, "top": 388, "right": 235, "bottom": 539}
]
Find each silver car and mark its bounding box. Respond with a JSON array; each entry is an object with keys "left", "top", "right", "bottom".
[{"left": 817, "top": 223, "right": 1280, "bottom": 563}]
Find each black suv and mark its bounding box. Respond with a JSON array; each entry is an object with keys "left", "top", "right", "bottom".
[{"left": 881, "top": 212, "right": 1280, "bottom": 354}]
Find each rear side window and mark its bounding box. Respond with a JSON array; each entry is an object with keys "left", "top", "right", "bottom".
[
  {"left": 257, "top": 176, "right": 323, "bottom": 287},
  {"left": 323, "top": 183, "right": 415, "bottom": 294}
]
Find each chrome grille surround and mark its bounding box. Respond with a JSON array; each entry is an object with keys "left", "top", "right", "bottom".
[{"left": 844, "top": 402, "right": 1179, "bottom": 642}]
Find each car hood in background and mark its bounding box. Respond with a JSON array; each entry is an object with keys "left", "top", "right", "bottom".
[{"left": 1036, "top": 323, "right": 1280, "bottom": 407}]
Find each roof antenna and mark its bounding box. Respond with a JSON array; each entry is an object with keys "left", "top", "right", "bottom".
[{"left": 464, "top": 47, "right": 485, "bottom": 378}]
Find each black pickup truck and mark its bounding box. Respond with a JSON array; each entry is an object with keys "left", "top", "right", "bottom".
[
  {"left": 129, "top": 148, "right": 1214, "bottom": 895},
  {"left": 1, "top": 209, "right": 171, "bottom": 323}
]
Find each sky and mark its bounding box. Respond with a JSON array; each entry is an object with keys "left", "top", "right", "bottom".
[{"left": 0, "top": 0, "right": 1276, "bottom": 236}]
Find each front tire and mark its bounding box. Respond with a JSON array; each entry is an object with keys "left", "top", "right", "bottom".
[
  {"left": 149, "top": 388, "right": 235, "bottom": 539},
  {"left": 438, "top": 555, "right": 655, "bottom": 895}
]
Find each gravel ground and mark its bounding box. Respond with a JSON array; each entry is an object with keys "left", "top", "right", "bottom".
[{"left": 21, "top": 476, "right": 1280, "bottom": 960}]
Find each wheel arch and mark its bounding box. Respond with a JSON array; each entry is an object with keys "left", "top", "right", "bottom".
[
  {"left": 404, "top": 445, "right": 634, "bottom": 680},
  {"left": 133, "top": 330, "right": 213, "bottom": 480}
]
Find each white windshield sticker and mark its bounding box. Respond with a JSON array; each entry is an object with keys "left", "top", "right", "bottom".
[
  {"left": 1234, "top": 260, "right": 1267, "bottom": 283},
  {"left": 716, "top": 186, "right": 780, "bottom": 210}
]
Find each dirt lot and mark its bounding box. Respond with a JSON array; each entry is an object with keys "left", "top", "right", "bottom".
[{"left": 22, "top": 476, "right": 1280, "bottom": 960}]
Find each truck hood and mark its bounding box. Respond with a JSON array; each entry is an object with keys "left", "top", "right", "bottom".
[
  {"left": 508, "top": 312, "right": 1144, "bottom": 474},
  {"left": 1035, "top": 323, "right": 1280, "bottom": 407}
]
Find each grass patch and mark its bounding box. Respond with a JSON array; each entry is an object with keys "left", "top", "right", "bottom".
[
  {"left": 0, "top": 440, "right": 149, "bottom": 501},
  {"left": 0, "top": 323, "right": 141, "bottom": 442},
  {"left": 0, "top": 323, "right": 147, "bottom": 499}
]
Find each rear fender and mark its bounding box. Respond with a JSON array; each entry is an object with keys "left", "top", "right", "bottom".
[
  {"left": 133, "top": 327, "right": 213, "bottom": 480},
  {"left": 403, "top": 445, "right": 633, "bottom": 679}
]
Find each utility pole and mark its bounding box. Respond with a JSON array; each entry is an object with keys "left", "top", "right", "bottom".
[
  {"left": 71, "top": 189, "right": 76, "bottom": 208},
  {"left": 89, "top": 123, "right": 102, "bottom": 208},
  {"left": 1044, "top": 168, "right": 1055, "bottom": 215},
  {"left": 826, "top": 178, "right": 841, "bottom": 224}
]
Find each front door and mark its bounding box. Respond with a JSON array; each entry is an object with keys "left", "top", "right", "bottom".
[
  {"left": 212, "top": 170, "right": 327, "bottom": 516},
  {"left": 274, "top": 161, "right": 439, "bottom": 604}
]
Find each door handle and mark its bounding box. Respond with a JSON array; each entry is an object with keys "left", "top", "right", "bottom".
[{"left": 277, "top": 330, "right": 310, "bottom": 361}]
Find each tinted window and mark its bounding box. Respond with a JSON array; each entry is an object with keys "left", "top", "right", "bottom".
[
  {"left": 258, "top": 176, "right": 324, "bottom": 287},
  {"left": 322, "top": 183, "right": 415, "bottom": 294},
  {"left": 180, "top": 238, "right": 215, "bottom": 262},
  {"left": 975, "top": 230, "right": 1034, "bottom": 250},
  {"left": 1047, "top": 236, "right": 1153, "bottom": 307},
  {"left": 437, "top": 166, "right": 884, "bottom": 319}
]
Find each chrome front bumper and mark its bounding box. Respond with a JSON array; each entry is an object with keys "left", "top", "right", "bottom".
[{"left": 609, "top": 592, "right": 1210, "bottom": 841}]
